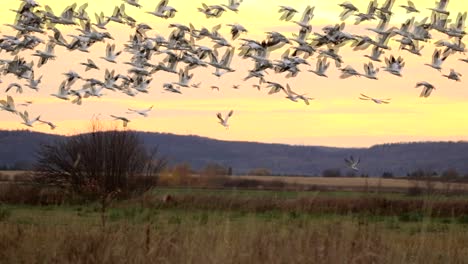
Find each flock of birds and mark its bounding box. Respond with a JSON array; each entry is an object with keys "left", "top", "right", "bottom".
[{"left": 0, "top": 0, "right": 466, "bottom": 146}]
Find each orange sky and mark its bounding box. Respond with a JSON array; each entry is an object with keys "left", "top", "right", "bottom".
[{"left": 1, "top": 0, "right": 468, "bottom": 147}]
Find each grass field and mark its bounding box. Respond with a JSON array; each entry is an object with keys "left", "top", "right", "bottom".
[
  {"left": 230, "top": 175, "right": 468, "bottom": 192},
  {"left": 3, "top": 170, "right": 468, "bottom": 192},
  {"left": 2, "top": 187, "right": 468, "bottom": 263},
  {"left": 2, "top": 170, "right": 468, "bottom": 263}
]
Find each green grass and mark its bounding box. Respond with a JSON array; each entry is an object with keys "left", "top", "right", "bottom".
[{"left": 2, "top": 188, "right": 468, "bottom": 263}]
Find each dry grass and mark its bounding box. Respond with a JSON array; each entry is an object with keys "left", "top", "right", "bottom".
[
  {"left": 233, "top": 175, "right": 468, "bottom": 191},
  {"left": 1, "top": 207, "right": 468, "bottom": 264}
]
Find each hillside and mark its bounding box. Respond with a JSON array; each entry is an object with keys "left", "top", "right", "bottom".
[{"left": 1, "top": 130, "right": 468, "bottom": 176}]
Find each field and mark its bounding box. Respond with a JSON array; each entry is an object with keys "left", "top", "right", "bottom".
[
  {"left": 230, "top": 175, "right": 468, "bottom": 192},
  {"left": 2, "top": 171, "right": 468, "bottom": 263}
]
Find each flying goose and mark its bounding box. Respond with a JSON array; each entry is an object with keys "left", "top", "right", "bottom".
[
  {"left": 110, "top": 115, "right": 131, "bottom": 127},
  {"left": 127, "top": 105, "right": 154, "bottom": 117},
  {"left": 0, "top": 95, "right": 18, "bottom": 114},
  {"left": 400, "top": 0, "right": 419, "bottom": 13},
  {"left": 217, "top": 110, "right": 234, "bottom": 128},
  {"left": 100, "top": 44, "right": 122, "bottom": 63},
  {"left": 415, "top": 82, "right": 436, "bottom": 98},
  {"left": 80, "top": 59, "right": 99, "bottom": 71},
  {"left": 425, "top": 49, "right": 449, "bottom": 71},
  {"left": 359, "top": 94, "right": 391, "bottom": 104},
  {"left": 308, "top": 58, "right": 330, "bottom": 77},
  {"left": 18, "top": 110, "right": 40, "bottom": 127},
  {"left": 443, "top": 69, "right": 462, "bottom": 81},
  {"left": 5, "top": 83, "right": 23, "bottom": 94},
  {"left": 363, "top": 62, "right": 379, "bottom": 80},
  {"left": 345, "top": 156, "right": 360, "bottom": 171}
]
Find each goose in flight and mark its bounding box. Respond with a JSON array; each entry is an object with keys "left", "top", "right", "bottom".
[
  {"left": 223, "top": 0, "right": 243, "bottom": 12},
  {"left": 123, "top": 0, "right": 142, "bottom": 8},
  {"left": 32, "top": 41, "right": 56, "bottom": 67},
  {"left": 25, "top": 73, "right": 42, "bottom": 91},
  {"left": 100, "top": 44, "right": 122, "bottom": 63},
  {"left": 308, "top": 58, "right": 330, "bottom": 77},
  {"left": 400, "top": 0, "right": 419, "bottom": 13},
  {"left": 51, "top": 81, "right": 70, "bottom": 100},
  {"left": 340, "top": 65, "right": 362, "bottom": 79},
  {"left": 5, "top": 83, "right": 23, "bottom": 94},
  {"left": 209, "top": 47, "right": 235, "bottom": 72},
  {"left": 416, "top": 82, "right": 436, "bottom": 98},
  {"left": 80, "top": 59, "right": 99, "bottom": 71},
  {"left": 226, "top": 23, "right": 247, "bottom": 40},
  {"left": 383, "top": 55, "right": 405, "bottom": 76},
  {"left": 339, "top": 2, "right": 359, "bottom": 20},
  {"left": 111, "top": 115, "right": 130, "bottom": 127},
  {"left": 0, "top": 95, "right": 17, "bottom": 114},
  {"left": 18, "top": 101, "right": 33, "bottom": 107},
  {"left": 163, "top": 83, "right": 182, "bottom": 94},
  {"left": 63, "top": 70, "right": 82, "bottom": 86},
  {"left": 363, "top": 62, "right": 379, "bottom": 80},
  {"left": 18, "top": 110, "right": 40, "bottom": 127},
  {"left": 359, "top": 94, "right": 391, "bottom": 104},
  {"left": 443, "top": 69, "right": 462, "bottom": 81},
  {"left": 39, "top": 119, "right": 57, "bottom": 130},
  {"left": 147, "top": 0, "right": 177, "bottom": 19},
  {"left": 345, "top": 156, "right": 360, "bottom": 171},
  {"left": 284, "top": 84, "right": 313, "bottom": 105},
  {"left": 93, "top": 12, "right": 110, "bottom": 29},
  {"left": 127, "top": 105, "right": 154, "bottom": 117},
  {"left": 217, "top": 110, "right": 234, "bottom": 128},
  {"left": 191, "top": 82, "right": 201, "bottom": 88},
  {"left": 428, "top": 0, "right": 450, "bottom": 15},
  {"left": 425, "top": 49, "right": 449, "bottom": 71},
  {"left": 278, "top": 6, "right": 298, "bottom": 21},
  {"left": 364, "top": 46, "right": 384, "bottom": 62},
  {"left": 173, "top": 67, "right": 193, "bottom": 87}
]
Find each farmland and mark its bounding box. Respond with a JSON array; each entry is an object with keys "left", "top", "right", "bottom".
[{"left": 2, "top": 170, "right": 468, "bottom": 263}]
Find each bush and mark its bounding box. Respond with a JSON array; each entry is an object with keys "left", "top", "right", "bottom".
[
  {"left": 34, "top": 121, "right": 167, "bottom": 199},
  {"left": 0, "top": 205, "right": 11, "bottom": 221}
]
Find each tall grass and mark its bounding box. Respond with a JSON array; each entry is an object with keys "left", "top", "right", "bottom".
[{"left": 1, "top": 210, "right": 468, "bottom": 263}]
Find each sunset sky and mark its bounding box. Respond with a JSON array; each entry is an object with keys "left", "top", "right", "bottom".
[{"left": 1, "top": 0, "right": 468, "bottom": 147}]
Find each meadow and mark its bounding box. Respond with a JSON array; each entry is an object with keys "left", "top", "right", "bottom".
[{"left": 2, "top": 179, "right": 468, "bottom": 263}]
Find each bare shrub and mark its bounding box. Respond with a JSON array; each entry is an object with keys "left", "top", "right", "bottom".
[{"left": 34, "top": 121, "right": 167, "bottom": 199}]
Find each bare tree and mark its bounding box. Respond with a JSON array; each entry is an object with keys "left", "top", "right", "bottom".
[{"left": 34, "top": 121, "right": 167, "bottom": 198}]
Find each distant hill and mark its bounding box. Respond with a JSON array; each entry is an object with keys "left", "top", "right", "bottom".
[{"left": 1, "top": 130, "right": 468, "bottom": 176}]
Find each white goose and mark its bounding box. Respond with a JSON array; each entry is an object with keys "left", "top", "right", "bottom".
[
  {"left": 5, "top": 83, "right": 23, "bottom": 94},
  {"left": 400, "top": 0, "right": 419, "bottom": 13},
  {"left": 80, "top": 59, "right": 99, "bottom": 71},
  {"left": 147, "top": 0, "right": 177, "bottom": 19},
  {"left": 415, "top": 82, "right": 436, "bottom": 98},
  {"left": 217, "top": 110, "right": 234, "bottom": 128},
  {"left": 359, "top": 94, "right": 391, "bottom": 104},
  {"left": 0, "top": 95, "right": 17, "bottom": 114},
  {"left": 308, "top": 58, "right": 330, "bottom": 77},
  {"left": 32, "top": 41, "right": 56, "bottom": 67},
  {"left": 127, "top": 105, "right": 154, "bottom": 117},
  {"left": 363, "top": 62, "right": 379, "bottom": 80},
  {"left": 39, "top": 119, "right": 57, "bottom": 130},
  {"left": 18, "top": 110, "right": 40, "bottom": 127},
  {"left": 100, "top": 44, "right": 122, "bottom": 63},
  {"left": 443, "top": 69, "right": 462, "bottom": 81},
  {"left": 25, "top": 73, "right": 42, "bottom": 91},
  {"left": 111, "top": 115, "right": 131, "bottom": 127},
  {"left": 345, "top": 156, "right": 360, "bottom": 171},
  {"left": 173, "top": 67, "right": 193, "bottom": 87},
  {"left": 425, "top": 49, "right": 449, "bottom": 71},
  {"left": 51, "top": 81, "right": 70, "bottom": 100}
]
